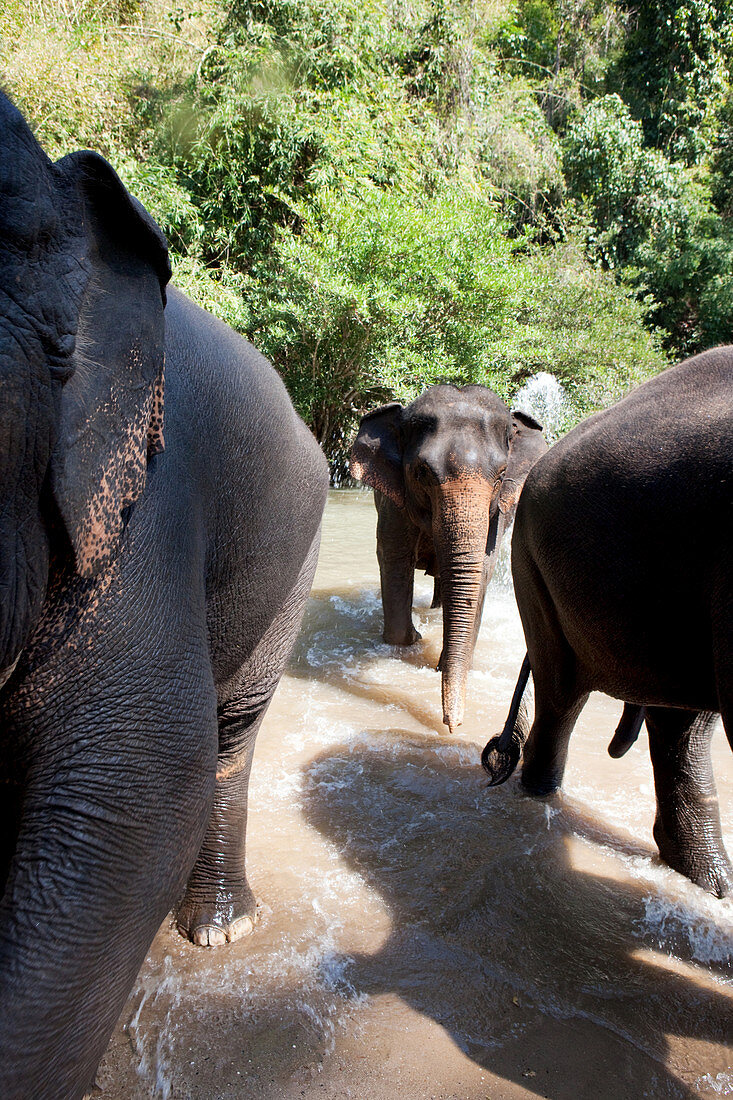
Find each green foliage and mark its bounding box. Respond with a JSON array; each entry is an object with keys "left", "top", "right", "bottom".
[
  {"left": 243, "top": 186, "right": 517, "bottom": 471},
  {"left": 494, "top": 0, "right": 627, "bottom": 127},
  {"left": 564, "top": 94, "right": 733, "bottom": 354},
  {"left": 610, "top": 0, "right": 733, "bottom": 162},
  {"left": 563, "top": 95, "right": 681, "bottom": 267},
  {"left": 0, "top": 0, "right": 219, "bottom": 158},
  {"left": 241, "top": 186, "right": 664, "bottom": 474},
  {"left": 12, "top": 0, "right": 724, "bottom": 476},
  {"left": 155, "top": 0, "right": 434, "bottom": 269},
  {"left": 117, "top": 159, "right": 206, "bottom": 254},
  {"left": 710, "top": 91, "right": 733, "bottom": 218},
  {"left": 493, "top": 238, "right": 667, "bottom": 412},
  {"left": 471, "top": 71, "right": 564, "bottom": 225}
]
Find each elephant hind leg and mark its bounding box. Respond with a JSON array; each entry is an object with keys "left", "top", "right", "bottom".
[
  {"left": 520, "top": 688, "right": 589, "bottom": 796},
  {"left": 513, "top": 556, "right": 588, "bottom": 796},
  {"left": 646, "top": 707, "right": 733, "bottom": 898}
]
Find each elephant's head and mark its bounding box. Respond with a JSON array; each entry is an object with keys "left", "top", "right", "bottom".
[
  {"left": 0, "top": 92, "right": 170, "bottom": 680},
  {"left": 350, "top": 384, "right": 546, "bottom": 733}
]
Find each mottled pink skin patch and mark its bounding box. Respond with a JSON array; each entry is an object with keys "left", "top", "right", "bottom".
[
  {"left": 498, "top": 479, "right": 522, "bottom": 514},
  {"left": 147, "top": 367, "right": 165, "bottom": 457},
  {"left": 350, "top": 456, "right": 405, "bottom": 508},
  {"left": 72, "top": 356, "right": 165, "bottom": 579},
  {"left": 9, "top": 549, "right": 123, "bottom": 722}
]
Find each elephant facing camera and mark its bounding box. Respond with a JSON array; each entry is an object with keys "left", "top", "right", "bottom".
[{"left": 350, "top": 385, "right": 547, "bottom": 736}]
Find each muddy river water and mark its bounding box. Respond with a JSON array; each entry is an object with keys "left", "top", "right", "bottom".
[{"left": 99, "top": 489, "right": 732, "bottom": 1100}]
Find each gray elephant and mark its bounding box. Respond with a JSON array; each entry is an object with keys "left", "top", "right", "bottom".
[
  {"left": 482, "top": 348, "right": 733, "bottom": 897},
  {"left": 350, "top": 385, "right": 546, "bottom": 733},
  {"left": 0, "top": 92, "right": 328, "bottom": 1098}
]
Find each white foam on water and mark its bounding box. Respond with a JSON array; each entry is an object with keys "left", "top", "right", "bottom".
[
  {"left": 112, "top": 492, "right": 733, "bottom": 1096},
  {"left": 697, "top": 1073, "right": 733, "bottom": 1095},
  {"left": 638, "top": 891, "right": 733, "bottom": 968},
  {"left": 329, "top": 592, "right": 382, "bottom": 623},
  {"left": 128, "top": 956, "right": 188, "bottom": 1099}
]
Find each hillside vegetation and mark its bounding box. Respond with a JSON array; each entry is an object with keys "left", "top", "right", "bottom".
[{"left": 3, "top": 0, "right": 733, "bottom": 472}]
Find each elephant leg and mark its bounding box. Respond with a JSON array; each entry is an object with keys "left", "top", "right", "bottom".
[
  {"left": 175, "top": 710, "right": 263, "bottom": 946},
  {"left": 520, "top": 691, "right": 589, "bottom": 796},
  {"left": 513, "top": 556, "right": 587, "bottom": 796},
  {"left": 646, "top": 707, "right": 733, "bottom": 898},
  {"left": 0, "top": 679, "right": 218, "bottom": 1099},
  {"left": 177, "top": 533, "right": 320, "bottom": 946},
  {"left": 375, "top": 492, "right": 420, "bottom": 645}
]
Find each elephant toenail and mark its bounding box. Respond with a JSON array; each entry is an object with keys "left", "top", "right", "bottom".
[
  {"left": 228, "top": 916, "right": 254, "bottom": 941},
  {"left": 192, "top": 925, "right": 227, "bottom": 947}
]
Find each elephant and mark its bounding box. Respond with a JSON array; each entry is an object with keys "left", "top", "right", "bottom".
[
  {"left": 350, "top": 385, "right": 546, "bottom": 733},
  {"left": 481, "top": 348, "right": 733, "bottom": 898},
  {"left": 0, "top": 91, "right": 328, "bottom": 1098}
]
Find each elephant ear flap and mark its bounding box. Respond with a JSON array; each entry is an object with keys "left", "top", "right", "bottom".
[
  {"left": 498, "top": 410, "right": 547, "bottom": 517},
  {"left": 51, "top": 151, "right": 171, "bottom": 578},
  {"left": 350, "top": 403, "right": 405, "bottom": 507}
]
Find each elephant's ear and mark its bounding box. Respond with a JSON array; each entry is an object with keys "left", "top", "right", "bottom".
[
  {"left": 50, "top": 151, "right": 171, "bottom": 578},
  {"left": 349, "top": 403, "right": 405, "bottom": 507},
  {"left": 498, "top": 410, "right": 547, "bottom": 516}
]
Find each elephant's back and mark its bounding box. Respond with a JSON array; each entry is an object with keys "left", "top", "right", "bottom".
[
  {"left": 162, "top": 287, "right": 322, "bottom": 466},
  {"left": 512, "top": 349, "right": 733, "bottom": 708},
  {"left": 153, "top": 286, "right": 329, "bottom": 682},
  {"left": 519, "top": 346, "right": 733, "bottom": 544}
]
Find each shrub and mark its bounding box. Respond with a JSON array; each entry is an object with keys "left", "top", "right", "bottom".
[
  {"left": 243, "top": 185, "right": 518, "bottom": 473},
  {"left": 240, "top": 185, "right": 666, "bottom": 472},
  {"left": 610, "top": 0, "right": 733, "bottom": 163},
  {"left": 564, "top": 94, "right": 733, "bottom": 353}
]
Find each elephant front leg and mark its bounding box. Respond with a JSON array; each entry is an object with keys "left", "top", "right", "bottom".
[
  {"left": 178, "top": 530, "right": 321, "bottom": 946},
  {"left": 0, "top": 686, "right": 218, "bottom": 1099},
  {"left": 176, "top": 745, "right": 258, "bottom": 946},
  {"left": 646, "top": 707, "right": 733, "bottom": 898},
  {"left": 375, "top": 493, "right": 420, "bottom": 646}
]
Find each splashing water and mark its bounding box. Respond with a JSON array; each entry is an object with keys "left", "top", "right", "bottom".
[
  {"left": 513, "top": 371, "right": 572, "bottom": 443},
  {"left": 99, "top": 491, "right": 733, "bottom": 1100}
]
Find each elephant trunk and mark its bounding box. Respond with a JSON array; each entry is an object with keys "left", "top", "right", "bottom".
[{"left": 433, "top": 477, "right": 491, "bottom": 734}]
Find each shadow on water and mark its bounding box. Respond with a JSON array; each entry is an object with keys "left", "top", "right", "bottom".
[{"left": 300, "top": 733, "right": 733, "bottom": 1100}]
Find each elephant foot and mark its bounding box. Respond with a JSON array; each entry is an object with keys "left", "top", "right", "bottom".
[
  {"left": 184, "top": 914, "right": 257, "bottom": 947},
  {"left": 176, "top": 884, "right": 259, "bottom": 947},
  {"left": 653, "top": 821, "right": 733, "bottom": 899},
  {"left": 694, "top": 864, "right": 732, "bottom": 900},
  {"left": 519, "top": 767, "right": 562, "bottom": 797},
  {"left": 383, "top": 626, "right": 421, "bottom": 646}
]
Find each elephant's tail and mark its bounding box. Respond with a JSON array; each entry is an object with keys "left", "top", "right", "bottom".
[
  {"left": 607, "top": 703, "right": 646, "bottom": 758},
  {"left": 481, "top": 654, "right": 532, "bottom": 786}
]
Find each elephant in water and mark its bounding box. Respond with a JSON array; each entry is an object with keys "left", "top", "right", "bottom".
[
  {"left": 0, "top": 92, "right": 328, "bottom": 1098},
  {"left": 482, "top": 348, "right": 733, "bottom": 898},
  {"left": 350, "top": 385, "right": 546, "bottom": 733}
]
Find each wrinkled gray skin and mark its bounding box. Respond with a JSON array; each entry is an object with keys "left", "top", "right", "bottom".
[
  {"left": 0, "top": 92, "right": 328, "bottom": 1098},
  {"left": 482, "top": 349, "right": 733, "bottom": 898},
  {"left": 350, "top": 386, "right": 546, "bottom": 733}
]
